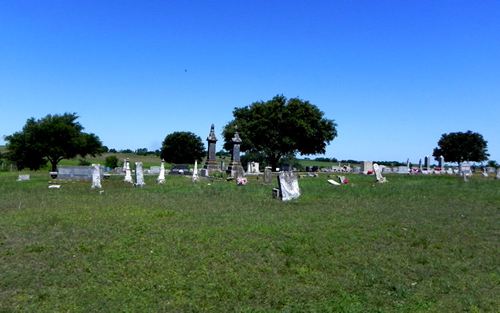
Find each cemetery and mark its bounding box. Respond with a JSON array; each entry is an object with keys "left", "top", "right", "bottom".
[{"left": 1, "top": 155, "right": 499, "bottom": 311}]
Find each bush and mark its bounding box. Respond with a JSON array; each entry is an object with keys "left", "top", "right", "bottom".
[{"left": 105, "top": 155, "right": 119, "bottom": 168}]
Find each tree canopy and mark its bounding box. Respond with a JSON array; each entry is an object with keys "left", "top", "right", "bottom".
[
  {"left": 5, "top": 113, "right": 103, "bottom": 171},
  {"left": 432, "top": 131, "right": 489, "bottom": 164},
  {"left": 160, "top": 131, "right": 205, "bottom": 164},
  {"left": 222, "top": 95, "right": 337, "bottom": 169}
]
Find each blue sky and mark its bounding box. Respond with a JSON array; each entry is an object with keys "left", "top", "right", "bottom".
[{"left": 1, "top": 0, "right": 499, "bottom": 163}]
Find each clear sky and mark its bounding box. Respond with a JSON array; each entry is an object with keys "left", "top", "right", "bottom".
[{"left": 1, "top": 0, "right": 499, "bottom": 163}]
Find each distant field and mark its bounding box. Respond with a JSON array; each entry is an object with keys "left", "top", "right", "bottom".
[{"left": 1, "top": 172, "right": 498, "bottom": 312}]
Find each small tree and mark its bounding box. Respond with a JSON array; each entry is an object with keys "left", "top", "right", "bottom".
[
  {"left": 160, "top": 131, "right": 205, "bottom": 164},
  {"left": 105, "top": 155, "right": 119, "bottom": 168},
  {"left": 5, "top": 113, "right": 103, "bottom": 171},
  {"left": 432, "top": 131, "right": 489, "bottom": 165}
]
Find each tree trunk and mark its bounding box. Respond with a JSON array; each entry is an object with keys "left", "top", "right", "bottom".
[{"left": 51, "top": 161, "right": 58, "bottom": 172}]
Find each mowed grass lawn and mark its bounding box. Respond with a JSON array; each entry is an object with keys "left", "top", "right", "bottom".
[{"left": 0, "top": 172, "right": 499, "bottom": 312}]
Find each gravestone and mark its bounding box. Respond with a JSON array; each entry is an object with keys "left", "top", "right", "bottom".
[
  {"left": 264, "top": 167, "right": 273, "bottom": 184},
  {"left": 135, "top": 162, "right": 145, "bottom": 187},
  {"left": 460, "top": 162, "right": 472, "bottom": 177},
  {"left": 382, "top": 166, "right": 392, "bottom": 173},
  {"left": 486, "top": 167, "right": 496, "bottom": 174},
  {"left": 373, "top": 163, "right": 387, "bottom": 183},
  {"left": 424, "top": 156, "right": 430, "bottom": 171},
  {"left": 496, "top": 168, "right": 500, "bottom": 180},
  {"left": 203, "top": 124, "right": 221, "bottom": 174},
  {"left": 482, "top": 168, "right": 488, "bottom": 177},
  {"left": 361, "top": 161, "right": 373, "bottom": 174},
  {"left": 57, "top": 166, "right": 93, "bottom": 180},
  {"left": 17, "top": 174, "right": 30, "bottom": 181},
  {"left": 124, "top": 159, "right": 133, "bottom": 183},
  {"left": 418, "top": 159, "right": 422, "bottom": 171},
  {"left": 352, "top": 166, "right": 361, "bottom": 174},
  {"left": 247, "top": 161, "right": 260, "bottom": 174},
  {"left": 439, "top": 155, "right": 445, "bottom": 169},
  {"left": 91, "top": 164, "right": 102, "bottom": 189},
  {"left": 150, "top": 166, "right": 161, "bottom": 175},
  {"left": 397, "top": 166, "right": 409, "bottom": 174},
  {"left": 157, "top": 160, "right": 166, "bottom": 184},
  {"left": 227, "top": 128, "right": 245, "bottom": 178},
  {"left": 276, "top": 171, "right": 300, "bottom": 201},
  {"left": 192, "top": 160, "right": 199, "bottom": 182}
]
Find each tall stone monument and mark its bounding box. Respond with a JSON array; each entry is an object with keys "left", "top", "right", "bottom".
[
  {"left": 424, "top": 155, "right": 430, "bottom": 171},
  {"left": 227, "top": 127, "right": 245, "bottom": 178},
  {"left": 203, "top": 124, "right": 220, "bottom": 174}
]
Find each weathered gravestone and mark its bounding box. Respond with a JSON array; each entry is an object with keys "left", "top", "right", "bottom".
[
  {"left": 264, "top": 167, "right": 273, "bottom": 184},
  {"left": 203, "top": 124, "right": 221, "bottom": 174},
  {"left": 227, "top": 128, "right": 245, "bottom": 178},
  {"left": 17, "top": 174, "right": 30, "bottom": 181},
  {"left": 150, "top": 166, "right": 161, "bottom": 175},
  {"left": 157, "top": 160, "right": 166, "bottom": 184},
  {"left": 135, "top": 162, "right": 145, "bottom": 187},
  {"left": 91, "top": 164, "right": 102, "bottom": 189},
  {"left": 274, "top": 171, "right": 300, "bottom": 201},
  {"left": 496, "top": 168, "right": 500, "bottom": 180},
  {"left": 373, "top": 163, "right": 387, "bottom": 183},
  {"left": 247, "top": 162, "right": 260, "bottom": 174},
  {"left": 424, "top": 155, "right": 431, "bottom": 171},
  {"left": 361, "top": 161, "right": 373, "bottom": 174},
  {"left": 397, "top": 166, "right": 409, "bottom": 174},
  {"left": 482, "top": 168, "right": 489, "bottom": 177},
  {"left": 57, "top": 166, "right": 93, "bottom": 180},
  {"left": 124, "top": 159, "right": 133, "bottom": 183},
  {"left": 382, "top": 166, "right": 393, "bottom": 173},
  {"left": 192, "top": 160, "right": 199, "bottom": 182}
]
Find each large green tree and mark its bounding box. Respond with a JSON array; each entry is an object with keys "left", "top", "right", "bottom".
[
  {"left": 160, "top": 131, "right": 205, "bottom": 164},
  {"left": 432, "top": 131, "right": 489, "bottom": 164},
  {"left": 223, "top": 95, "right": 337, "bottom": 169},
  {"left": 5, "top": 113, "right": 103, "bottom": 171}
]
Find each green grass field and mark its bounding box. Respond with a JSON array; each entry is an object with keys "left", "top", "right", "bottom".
[{"left": 1, "top": 172, "right": 499, "bottom": 312}]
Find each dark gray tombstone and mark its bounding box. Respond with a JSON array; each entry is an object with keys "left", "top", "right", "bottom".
[
  {"left": 203, "top": 124, "right": 220, "bottom": 174},
  {"left": 424, "top": 156, "right": 430, "bottom": 171},
  {"left": 264, "top": 167, "right": 272, "bottom": 184},
  {"left": 227, "top": 128, "right": 245, "bottom": 178}
]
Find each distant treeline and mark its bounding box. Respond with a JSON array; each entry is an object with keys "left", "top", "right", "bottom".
[
  {"left": 306, "top": 157, "right": 406, "bottom": 166},
  {"left": 107, "top": 148, "right": 161, "bottom": 156}
]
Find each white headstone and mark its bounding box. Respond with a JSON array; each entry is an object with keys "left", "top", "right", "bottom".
[
  {"left": 277, "top": 171, "right": 300, "bottom": 201},
  {"left": 157, "top": 160, "right": 166, "bottom": 184},
  {"left": 91, "top": 164, "right": 102, "bottom": 189},
  {"left": 192, "top": 160, "right": 199, "bottom": 182},
  {"left": 17, "top": 174, "right": 30, "bottom": 181},
  {"left": 124, "top": 159, "right": 133, "bottom": 183},
  {"left": 361, "top": 161, "right": 373, "bottom": 175},
  {"left": 373, "top": 163, "right": 387, "bottom": 183},
  {"left": 135, "top": 162, "right": 145, "bottom": 187}
]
